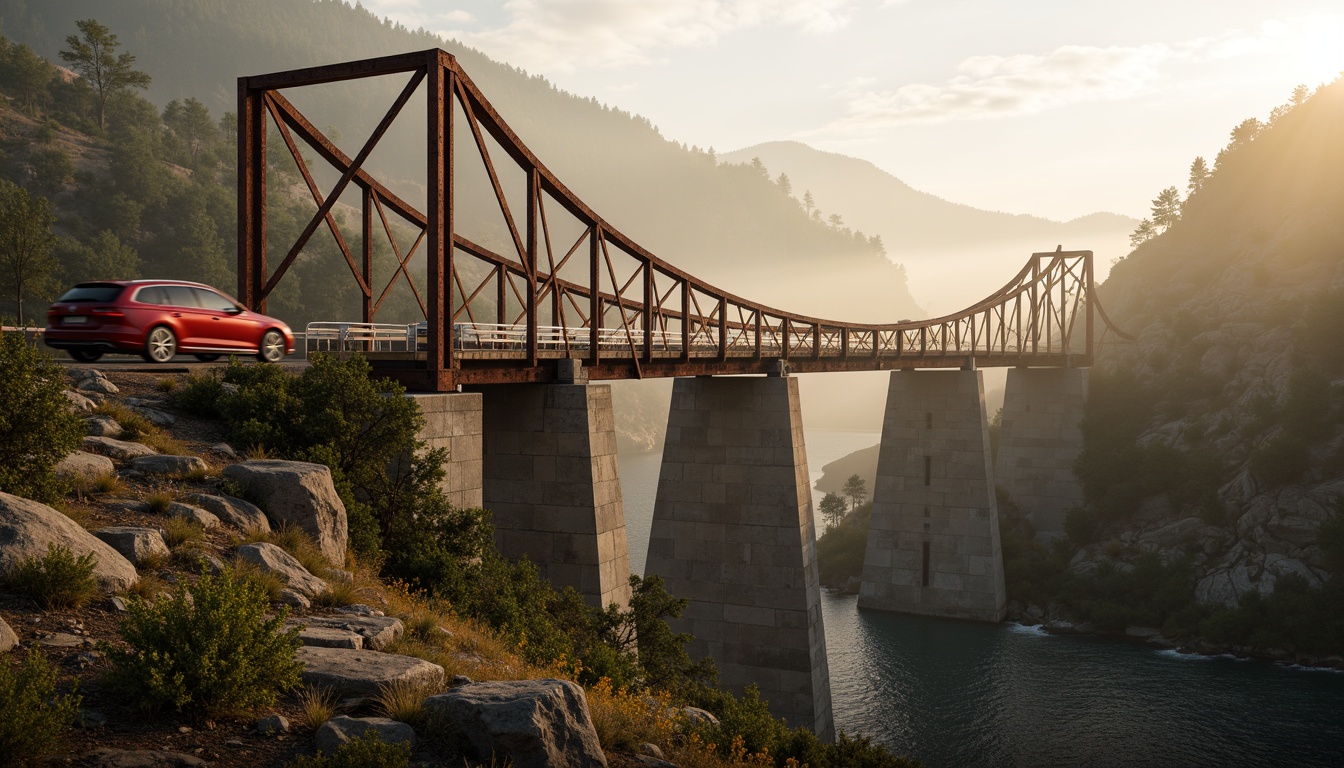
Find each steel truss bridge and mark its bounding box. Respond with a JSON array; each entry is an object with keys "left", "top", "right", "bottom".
[{"left": 238, "top": 49, "right": 1111, "bottom": 391}]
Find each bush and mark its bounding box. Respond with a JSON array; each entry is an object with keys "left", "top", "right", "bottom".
[
  {"left": 0, "top": 649, "right": 82, "bottom": 766},
  {"left": 106, "top": 568, "right": 302, "bottom": 714},
  {"left": 0, "top": 332, "right": 83, "bottom": 503},
  {"left": 287, "top": 731, "right": 411, "bottom": 768},
  {"left": 6, "top": 543, "right": 98, "bottom": 609},
  {"left": 173, "top": 371, "right": 226, "bottom": 418}
]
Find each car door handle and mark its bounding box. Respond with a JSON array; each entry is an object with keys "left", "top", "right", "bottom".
[
  {"left": 172, "top": 313, "right": 182, "bottom": 318},
  {"left": 212, "top": 317, "right": 221, "bottom": 321}
]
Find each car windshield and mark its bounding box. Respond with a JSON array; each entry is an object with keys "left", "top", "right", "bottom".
[{"left": 57, "top": 285, "right": 123, "bottom": 303}]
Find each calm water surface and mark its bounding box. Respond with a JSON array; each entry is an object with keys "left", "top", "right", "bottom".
[{"left": 616, "top": 429, "right": 1344, "bottom": 767}]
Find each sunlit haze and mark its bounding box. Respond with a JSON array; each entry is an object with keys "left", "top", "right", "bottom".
[{"left": 352, "top": 0, "right": 1343, "bottom": 223}]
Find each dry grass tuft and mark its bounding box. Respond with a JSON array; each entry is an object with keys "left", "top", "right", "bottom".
[
  {"left": 160, "top": 516, "right": 205, "bottom": 549},
  {"left": 311, "top": 578, "right": 363, "bottom": 608},
  {"left": 239, "top": 525, "right": 330, "bottom": 578},
  {"left": 156, "top": 377, "right": 178, "bottom": 393},
  {"left": 586, "top": 678, "right": 678, "bottom": 754},
  {"left": 122, "top": 572, "right": 169, "bottom": 601},
  {"left": 243, "top": 444, "right": 275, "bottom": 461},
  {"left": 295, "top": 685, "right": 340, "bottom": 730},
  {"left": 144, "top": 490, "right": 175, "bottom": 515},
  {"left": 225, "top": 558, "right": 287, "bottom": 602},
  {"left": 94, "top": 473, "right": 124, "bottom": 494},
  {"left": 374, "top": 677, "right": 441, "bottom": 727}
]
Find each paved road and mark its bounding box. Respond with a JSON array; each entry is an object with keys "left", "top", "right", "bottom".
[{"left": 52, "top": 352, "right": 309, "bottom": 372}]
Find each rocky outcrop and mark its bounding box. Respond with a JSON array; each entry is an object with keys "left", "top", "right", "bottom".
[
  {"left": 81, "top": 749, "right": 206, "bottom": 768},
  {"left": 93, "top": 527, "right": 170, "bottom": 566},
  {"left": 314, "top": 716, "right": 416, "bottom": 754},
  {"left": 187, "top": 494, "right": 269, "bottom": 533},
  {"left": 299, "top": 615, "right": 403, "bottom": 651},
  {"left": 64, "top": 390, "right": 96, "bottom": 412},
  {"left": 222, "top": 461, "right": 347, "bottom": 565},
  {"left": 424, "top": 679, "right": 607, "bottom": 768},
  {"left": 84, "top": 415, "right": 122, "bottom": 437},
  {"left": 0, "top": 615, "right": 17, "bottom": 652},
  {"left": 0, "top": 492, "right": 138, "bottom": 591},
  {"left": 55, "top": 451, "right": 116, "bottom": 483},
  {"left": 297, "top": 646, "right": 444, "bottom": 697},
  {"left": 165, "top": 502, "right": 220, "bottom": 530},
  {"left": 235, "top": 542, "right": 328, "bottom": 596}
]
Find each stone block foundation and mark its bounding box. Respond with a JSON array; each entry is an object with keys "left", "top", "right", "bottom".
[
  {"left": 646, "top": 376, "right": 834, "bottom": 739},
  {"left": 480, "top": 384, "right": 631, "bottom": 610},
  {"left": 859, "top": 370, "right": 1006, "bottom": 623},
  {"left": 407, "top": 392, "right": 483, "bottom": 510},
  {"left": 994, "top": 367, "right": 1088, "bottom": 539}
]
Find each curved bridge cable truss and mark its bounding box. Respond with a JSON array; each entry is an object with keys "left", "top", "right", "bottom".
[{"left": 238, "top": 50, "right": 1095, "bottom": 391}]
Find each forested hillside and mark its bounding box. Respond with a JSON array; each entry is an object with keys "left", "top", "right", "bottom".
[{"left": 0, "top": 0, "right": 918, "bottom": 325}]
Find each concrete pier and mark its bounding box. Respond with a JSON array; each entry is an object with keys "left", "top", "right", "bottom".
[
  {"left": 646, "top": 376, "right": 833, "bottom": 739},
  {"left": 407, "top": 392, "right": 483, "bottom": 509},
  {"left": 480, "top": 383, "right": 631, "bottom": 609},
  {"left": 994, "top": 367, "right": 1089, "bottom": 539},
  {"left": 859, "top": 370, "right": 1006, "bottom": 623}
]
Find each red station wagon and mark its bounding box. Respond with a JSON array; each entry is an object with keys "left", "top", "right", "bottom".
[{"left": 44, "top": 280, "right": 295, "bottom": 364}]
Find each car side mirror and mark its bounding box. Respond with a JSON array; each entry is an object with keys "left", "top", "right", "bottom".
[{"left": 226, "top": 306, "right": 244, "bottom": 315}]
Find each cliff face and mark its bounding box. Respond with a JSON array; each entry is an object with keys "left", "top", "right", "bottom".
[{"left": 1078, "top": 77, "right": 1344, "bottom": 607}]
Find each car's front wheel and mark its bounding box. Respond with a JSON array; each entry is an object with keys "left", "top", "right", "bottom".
[
  {"left": 258, "top": 329, "right": 285, "bottom": 363},
  {"left": 69, "top": 349, "right": 103, "bottom": 363},
  {"left": 143, "top": 326, "right": 177, "bottom": 363}
]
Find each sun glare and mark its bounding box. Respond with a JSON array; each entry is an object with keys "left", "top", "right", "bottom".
[{"left": 1283, "top": 15, "right": 1344, "bottom": 86}]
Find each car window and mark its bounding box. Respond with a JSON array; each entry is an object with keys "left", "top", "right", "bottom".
[
  {"left": 192, "top": 288, "right": 238, "bottom": 312},
  {"left": 164, "top": 286, "right": 200, "bottom": 308},
  {"left": 133, "top": 286, "right": 167, "bottom": 305},
  {"left": 57, "top": 285, "right": 123, "bottom": 303}
]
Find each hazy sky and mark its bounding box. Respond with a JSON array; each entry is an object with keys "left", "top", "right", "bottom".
[{"left": 356, "top": 0, "right": 1343, "bottom": 222}]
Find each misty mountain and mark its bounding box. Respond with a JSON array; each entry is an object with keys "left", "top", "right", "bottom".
[
  {"left": 1, "top": 0, "right": 920, "bottom": 325},
  {"left": 722, "top": 141, "right": 1136, "bottom": 313}
]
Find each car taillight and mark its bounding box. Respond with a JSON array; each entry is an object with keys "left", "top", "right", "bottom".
[{"left": 89, "top": 307, "right": 125, "bottom": 318}]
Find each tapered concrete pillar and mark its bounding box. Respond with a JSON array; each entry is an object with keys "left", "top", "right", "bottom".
[
  {"left": 995, "top": 367, "right": 1089, "bottom": 539},
  {"left": 646, "top": 376, "right": 833, "bottom": 740},
  {"left": 859, "top": 369, "right": 1006, "bottom": 623},
  {"left": 481, "top": 384, "right": 631, "bottom": 609},
  {"left": 407, "top": 393, "right": 483, "bottom": 510}
]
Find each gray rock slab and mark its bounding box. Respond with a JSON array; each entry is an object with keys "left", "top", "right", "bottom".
[
  {"left": 424, "top": 679, "right": 606, "bottom": 768},
  {"left": 187, "top": 493, "right": 269, "bottom": 533},
  {"left": 132, "top": 407, "right": 176, "bottom": 427},
  {"left": 235, "top": 542, "right": 328, "bottom": 596},
  {"left": 223, "top": 461, "right": 348, "bottom": 566},
  {"left": 301, "top": 615, "right": 403, "bottom": 650},
  {"left": 165, "top": 502, "right": 220, "bottom": 530},
  {"left": 0, "top": 491, "right": 138, "bottom": 591},
  {"left": 84, "top": 415, "right": 122, "bottom": 437},
  {"left": 297, "top": 646, "right": 444, "bottom": 698},
  {"left": 0, "top": 616, "right": 18, "bottom": 652},
  {"left": 76, "top": 377, "right": 119, "bottom": 395},
  {"left": 286, "top": 624, "right": 364, "bottom": 649},
  {"left": 131, "top": 455, "right": 208, "bottom": 476},
  {"left": 83, "top": 436, "right": 158, "bottom": 461},
  {"left": 64, "top": 390, "right": 96, "bottom": 412},
  {"left": 93, "top": 526, "right": 170, "bottom": 565},
  {"left": 82, "top": 748, "right": 206, "bottom": 767},
  {"left": 315, "top": 715, "right": 416, "bottom": 754},
  {"left": 38, "top": 632, "right": 84, "bottom": 647},
  {"left": 56, "top": 451, "right": 116, "bottom": 482},
  {"left": 256, "top": 714, "right": 290, "bottom": 735},
  {"left": 280, "top": 588, "right": 311, "bottom": 609}
]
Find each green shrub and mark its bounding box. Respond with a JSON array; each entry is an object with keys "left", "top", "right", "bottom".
[
  {"left": 0, "top": 332, "right": 83, "bottom": 503},
  {"left": 106, "top": 568, "right": 302, "bottom": 714},
  {"left": 0, "top": 649, "right": 82, "bottom": 766},
  {"left": 6, "top": 543, "right": 99, "bottom": 609},
  {"left": 173, "top": 371, "right": 226, "bottom": 418},
  {"left": 287, "top": 731, "right": 411, "bottom": 768}
]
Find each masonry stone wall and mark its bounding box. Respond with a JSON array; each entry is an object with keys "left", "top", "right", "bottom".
[
  {"left": 859, "top": 369, "right": 1006, "bottom": 623},
  {"left": 407, "top": 392, "right": 483, "bottom": 510},
  {"left": 480, "top": 384, "right": 631, "bottom": 610},
  {"left": 994, "top": 367, "right": 1089, "bottom": 539},
  {"left": 646, "top": 376, "right": 833, "bottom": 740}
]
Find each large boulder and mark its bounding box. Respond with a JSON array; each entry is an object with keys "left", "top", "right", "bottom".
[
  {"left": 64, "top": 390, "right": 96, "bottom": 412},
  {"left": 222, "top": 461, "right": 347, "bottom": 565},
  {"left": 93, "top": 527, "right": 170, "bottom": 566},
  {"left": 314, "top": 716, "right": 416, "bottom": 754},
  {"left": 298, "top": 615, "right": 403, "bottom": 651},
  {"left": 84, "top": 415, "right": 122, "bottom": 437},
  {"left": 0, "top": 492, "right": 138, "bottom": 591},
  {"left": 55, "top": 451, "right": 116, "bottom": 483},
  {"left": 235, "top": 542, "right": 328, "bottom": 596},
  {"left": 165, "top": 502, "right": 220, "bottom": 530},
  {"left": 0, "top": 615, "right": 17, "bottom": 652},
  {"left": 187, "top": 494, "right": 270, "bottom": 533},
  {"left": 298, "top": 647, "right": 444, "bottom": 698},
  {"left": 83, "top": 436, "right": 158, "bottom": 461},
  {"left": 424, "top": 679, "right": 607, "bottom": 768}
]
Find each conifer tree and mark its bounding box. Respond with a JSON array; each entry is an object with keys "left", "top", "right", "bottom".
[{"left": 59, "top": 19, "right": 151, "bottom": 131}]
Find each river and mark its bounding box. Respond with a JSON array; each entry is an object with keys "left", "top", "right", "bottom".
[{"left": 615, "top": 429, "right": 1344, "bottom": 767}]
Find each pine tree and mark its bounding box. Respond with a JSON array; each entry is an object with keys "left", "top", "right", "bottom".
[
  {"left": 1150, "top": 187, "right": 1182, "bottom": 231},
  {"left": 1186, "top": 157, "right": 1210, "bottom": 197},
  {"left": 842, "top": 474, "right": 868, "bottom": 511},
  {"left": 820, "top": 493, "right": 848, "bottom": 531},
  {"left": 0, "top": 181, "right": 58, "bottom": 324},
  {"left": 1130, "top": 218, "right": 1157, "bottom": 248},
  {"left": 59, "top": 19, "right": 152, "bottom": 131}
]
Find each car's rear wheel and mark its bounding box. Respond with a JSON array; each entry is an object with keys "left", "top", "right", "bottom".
[
  {"left": 193, "top": 354, "right": 221, "bottom": 362},
  {"left": 69, "top": 349, "right": 103, "bottom": 363},
  {"left": 258, "top": 330, "right": 285, "bottom": 363},
  {"left": 143, "top": 326, "right": 177, "bottom": 363}
]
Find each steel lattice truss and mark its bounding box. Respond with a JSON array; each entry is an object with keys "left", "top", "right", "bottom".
[{"left": 239, "top": 49, "right": 1096, "bottom": 391}]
